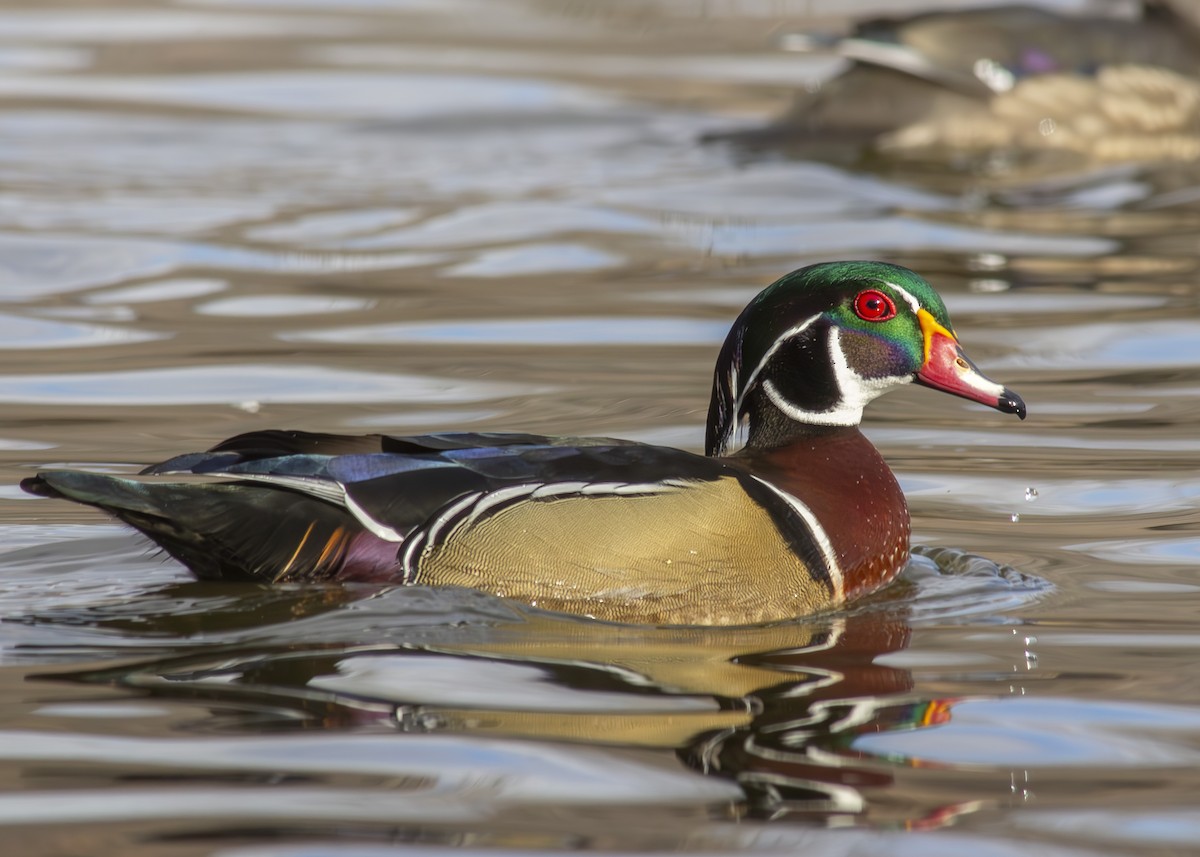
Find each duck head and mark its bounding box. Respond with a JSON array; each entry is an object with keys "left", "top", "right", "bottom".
[{"left": 707, "top": 261, "right": 1025, "bottom": 456}]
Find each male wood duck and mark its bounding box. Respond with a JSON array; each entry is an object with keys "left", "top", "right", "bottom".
[
  {"left": 719, "top": 2, "right": 1200, "bottom": 166},
  {"left": 22, "top": 262, "right": 1025, "bottom": 627}
]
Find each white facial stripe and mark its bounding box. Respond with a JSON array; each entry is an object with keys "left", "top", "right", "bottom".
[
  {"left": 731, "top": 417, "right": 749, "bottom": 454},
  {"left": 828, "top": 326, "right": 912, "bottom": 412},
  {"left": 750, "top": 476, "right": 844, "bottom": 602},
  {"left": 717, "top": 280, "right": 937, "bottom": 447},
  {"left": 717, "top": 314, "right": 820, "bottom": 454},
  {"left": 725, "top": 361, "right": 739, "bottom": 412},
  {"left": 738, "top": 315, "right": 821, "bottom": 405},
  {"left": 886, "top": 281, "right": 922, "bottom": 314},
  {"left": 713, "top": 362, "right": 738, "bottom": 456},
  {"left": 762, "top": 377, "right": 861, "bottom": 427},
  {"left": 761, "top": 328, "right": 912, "bottom": 427}
]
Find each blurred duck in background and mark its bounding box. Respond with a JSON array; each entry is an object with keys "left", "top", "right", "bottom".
[{"left": 719, "top": 1, "right": 1200, "bottom": 168}]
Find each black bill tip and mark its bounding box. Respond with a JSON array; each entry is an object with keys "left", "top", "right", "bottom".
[{"left": 999, "top": 389, "right": 1027, "bottom": 420}]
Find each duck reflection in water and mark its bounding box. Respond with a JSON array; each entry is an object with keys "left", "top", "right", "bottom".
[{"left": 42, "top": 584, "right": 984, "bottom": 830}]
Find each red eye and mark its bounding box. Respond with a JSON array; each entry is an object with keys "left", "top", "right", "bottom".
[{"left": 853, "top": 289, "right": 897, "bottom": 322}]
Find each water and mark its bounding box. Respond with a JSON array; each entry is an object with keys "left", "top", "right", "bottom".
[{"left": 2, "top": 1, "right": 1200, "bottom": 854}]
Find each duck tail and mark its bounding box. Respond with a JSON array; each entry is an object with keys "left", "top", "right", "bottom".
[{"left": 21, "top": 471, "right": 375, "bottom": 583}]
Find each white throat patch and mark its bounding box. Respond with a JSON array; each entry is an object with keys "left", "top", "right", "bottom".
[{"left": 762, "top": 327, "right": 911, "bottom": 427}]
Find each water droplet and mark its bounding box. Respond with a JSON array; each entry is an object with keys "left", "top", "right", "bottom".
[{"left": 1025, "top": 487, "right": 1038, "bottom": 502}]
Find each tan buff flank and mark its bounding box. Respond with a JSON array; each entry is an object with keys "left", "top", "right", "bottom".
[{"left": 412, "top": 477, "right": 833, "bottom": 625}]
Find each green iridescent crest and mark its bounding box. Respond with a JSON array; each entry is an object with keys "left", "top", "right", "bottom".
[{"left": 752, "top": 260, "right": 952, "bottom": 330}]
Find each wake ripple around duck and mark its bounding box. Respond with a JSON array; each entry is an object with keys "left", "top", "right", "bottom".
[{"left": 854, "top": 544, "right": 1054, "bottom": 625}]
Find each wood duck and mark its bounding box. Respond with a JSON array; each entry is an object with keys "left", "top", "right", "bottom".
[
  {"left": 22, "top": 261, "right": 1025, "bottom": 627},
  {"left": 719, "top": 3, "right": 1200, "bottom": 166}
]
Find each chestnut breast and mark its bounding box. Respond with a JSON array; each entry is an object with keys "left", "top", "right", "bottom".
[{"left": 727, "top": 427, "right": 910, "bottom": 601}]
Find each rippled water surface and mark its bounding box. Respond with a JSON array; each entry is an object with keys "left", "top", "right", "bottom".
[{"left": 4, "top": 2, "right": 1200, "bottom": 855}]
